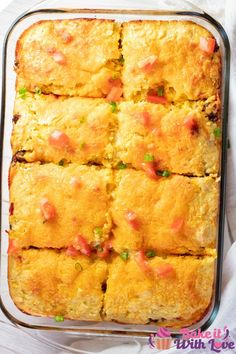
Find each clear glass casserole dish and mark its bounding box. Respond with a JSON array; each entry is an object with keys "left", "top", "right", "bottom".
[{"left": 0, "top": 0, "right": 230, "bottom": 351}]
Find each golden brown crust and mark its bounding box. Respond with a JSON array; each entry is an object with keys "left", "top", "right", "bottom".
[
  {"left": 104, "top": 254, "right": 215, "bottom": 326},
  {"left": 111, "top": 169, "right": 219, "bottom": 254},
  {"left": 9, "top": 249, "right": 107, "bottom": 321},
  {"left": 9, "top": 249, "right": 214, "bottom": 326},
  {"left": 115, "top": 98, "right": 220, "bottom": 175},
  {"left": 16, "top": 19, "right": 121, "bottom": 97},
  {"left": 122, "top": 20, "right": 221, "bottom": 101},
  {"left": 12, "top": 93, "right": 220, "bottom": 175},
  {"left": 12, "top": 93, "right": 116, "bottom": 166},
  {"left": 9, "top": 163, "right": 113, "bottom": 248}
]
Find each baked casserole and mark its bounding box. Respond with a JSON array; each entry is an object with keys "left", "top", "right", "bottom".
[{"left": 8, "top": 19, "right": 221, "bottom": 328}]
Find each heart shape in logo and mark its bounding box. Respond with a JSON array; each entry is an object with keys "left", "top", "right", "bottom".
[{"left": 214, "top": 341, "right": 222, "bottom": 349}]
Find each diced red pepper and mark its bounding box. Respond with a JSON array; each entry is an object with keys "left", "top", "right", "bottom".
[
  {"left": 134, "top": 111, "right": 151, "bottom": 128},
  {"left": 65, "top": 245, "right": 79, "bottom": 257},
  {"left": 47, "top": 48, "right": 67, "bottom": 65},
  {"left": 108, "top": 77, "right": 122, "bottom": 88},
  {"left": 60, "top": 31, "right": 73, "bottom": 44},
  {"left": 147, "top": 95, "right": 167, "bottom": 105},
  {"left": 73, "top": 235, "right": 91, "bottom": 256},
  {"left": 92, "top": 186, "right": 101, "bottom": 193},
  {"left": 52, "top": 51, "right": 66, "bottom": 64},
  {"left": 136, "top": 251, "right": 174, "bottom": 278},
  {"left": 8, "top": 239, "right": 18, "bottom": 255},
  {"left": 184, "top": 116, "right": 199, "bottom": 135},
  {"left": 48, "top": 130, "right": 70, "bottom": 149},
  {"left": 97, "top": 240, "right": 112, "bottom": 259},
  {"left": 138, "top": 55, "right": 158, "bottom": 73},
  {"left": 125, "top": 210, "right": 140, "bottom": 231},
  {"left": 154, "top": 264, "right": 174, "bottom": 277},
  {"left": 171, "top": 218, "right": 184, "bottom": 232},
  {"left": 9, "top": 202, "right": 14, "bottom": 216},
  {"left": 106, "top": 87, "right": 123, "bottom": 102},
  {"left": 135, "top": 250, "right": 152, "bottom": 273},
  {"left": 151, "top": 127, "right": 162, "bottom": 137},
  {"left": 70, "top": 176, "right": 82, "bottom": 189},
  {"left": 199, "top": 37, "right": 216, "bottom": 54},
  {"left": 141, "top": 162, "right": 158, "bottom": 180},
  {"left": 40, "top": 198, "right": 56, "bottom": 221}
]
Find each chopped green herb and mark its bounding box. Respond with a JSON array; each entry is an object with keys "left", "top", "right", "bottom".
[
  {"left": 58, "top": 159, "right": 65, "bottom": 166},
  {"left": 18, "top": 87, "right": 27, "bottom": 99},
  {"left": 80, "top": 142, "right": 86, "bottom": 150},
  {"left": 118, "top": 54, "right": 124, "bottom": 63},
  {"left": 162, "top": 170, "right": 171, "bottom": 177},
  {"left": 54, "top": 315, "right": 64, "bottom": 322},
  {"left": 94, "top": 227, "right": 103, "bottom": 237},
  {"left": 97, "top": 245, "right": 104, "bottom": 253},
  {"left": 214, "top": 127, "right": 221, "bottom": 138},
  {"left": 146, "top": 250, "right": 156, "bottom": 258},
  {"left": 109, "top": 101, "right": 117, "bottom": 113},
  {"left": 94, "top": 242, "right": 103, "bottom": 252},
  {"left": 35, "top": 87, "right": 42, "bottom": 95},
  {"left": 157, "top": 86, "right": 164, "bottom": 97},
  {"left": 9, "top": 224, "right": 12, "bottom": 230},
  {"left": 79, "top": 116, "right": 86, "bottom": 124},
  {"left": 144, "top": 153, "right": 154, "bottom": 162},
  {"left": 75, "top": 262, "right": 83, "bottom": 271},
  {"left": 117, "top": 161, "right": 127, "bottom": 170},
  {"left": 157, "top": 170, "right": 171, "bottom": 177},
  {"left": 120, "top": 251, "right": 129, "bottom": 261}
]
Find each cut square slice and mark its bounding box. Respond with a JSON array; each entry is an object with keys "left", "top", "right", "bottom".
[
  {"left": 115, "top": 99, "right": 220, "bottom": 175},
  {"left": 122, "top": 21, "right": 221, "bottom": 102},
  {"left": 111, "top": 169, "right": 219, "bottom": 254},
  {"left": 9, "top": 163, "right": 113, "bottom": 249},
  {"left": 104, "top": 254, "right": 215, "bottom": 326},
  {"left": 12, "top": 94, "right": 117, "bottom": 166},
  {"left": 16, "top": 19, "right": 122, "bottom": 97},
  {"left": 9, "top": 249, "right": 107, "bottom": 321}
]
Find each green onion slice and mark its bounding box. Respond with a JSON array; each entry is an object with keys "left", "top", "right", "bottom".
[
  {"left": 117, "top": 162, "right": 127, "bottom": 170},
  {"left": 214, "top": 127, "right": 221, "bottom": 138},
  {"left": 54, "top": 315, "right": 64, "bottom": 322},
  {"left": 18, "top": 87, "right": 27, "bottom": 99},
  {"left": 146, "top": 250, "right": 156, "bottom": 258},
  {"left": 109, "top": 102, "right": 117, "bottom": 113},
  {"left": 120, "top": 251, "right": 129, "bottom": 261},
  {"left": 94, "top": 227, "right": 103, "bottom": 237},
  {"left": 157, "top": 86, "right": 164, "bottom": 97},
  {"left": 144, "top": 153, "right": 154, "bottom": 162}
]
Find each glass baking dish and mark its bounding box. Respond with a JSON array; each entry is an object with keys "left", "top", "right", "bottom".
[{"left": 0, "top": 0, "right": 230, "bottom": 347}]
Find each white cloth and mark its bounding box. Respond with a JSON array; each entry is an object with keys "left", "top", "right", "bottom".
[
  {"left": 141, "top": 242, "right": 236, "bottom": 354},
  {"left": 0, "top": 0, "right": 236, "bottom": 353},
  {"left": 226, "top": 0, "right": 236, "bottom": 239}
]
